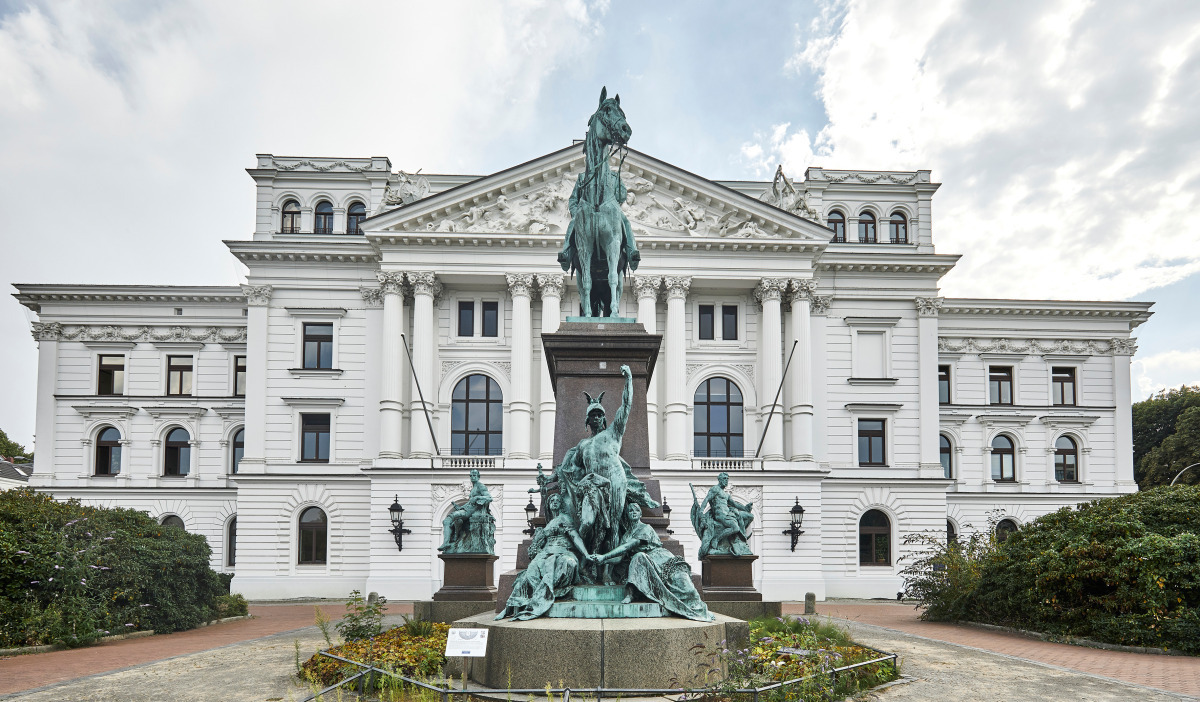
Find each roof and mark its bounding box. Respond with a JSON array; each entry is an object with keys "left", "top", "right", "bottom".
[{"left": 0, "top": 461, "right": 30, "bottom": 483}]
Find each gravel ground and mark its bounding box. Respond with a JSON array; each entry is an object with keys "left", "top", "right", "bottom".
[{"left": 3, "top": 617, "right": 1192, "bottom": 702}]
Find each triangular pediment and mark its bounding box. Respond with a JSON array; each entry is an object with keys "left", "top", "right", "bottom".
[{"left": 362, "top": 144, "right": 833, "bottom": 243}]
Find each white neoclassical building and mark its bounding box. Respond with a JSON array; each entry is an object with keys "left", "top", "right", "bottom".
[{"left": 13, "top": 146, "right": 1152, "bottom": 600}]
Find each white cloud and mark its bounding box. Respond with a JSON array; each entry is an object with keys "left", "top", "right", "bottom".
[
  {"left": 1133, "top": 349, "right": 1200, "bottom": 398},
  {"left": 744, "top": 0, "right": 1200, "bottom": 301}
]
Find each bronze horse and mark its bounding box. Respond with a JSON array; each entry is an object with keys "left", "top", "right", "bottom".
[{"left": 557, "top": 87, "right": 640, "bottom": 317}]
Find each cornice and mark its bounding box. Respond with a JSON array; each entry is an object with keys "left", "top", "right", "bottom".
[
  {"left": 13, "top": 286, "right": 245, "bottom": 312},
  {"left": 225, "top": 240, "right": 379, "bottom": 265},
  {"left": 939, "top": 298, "right": 1154, "bottom": 327},
  {"left": 367, "top": 230, "right": 826, "bottom": 255},
  {"left": 814, "top": 252, "right": 960, "bottom": 276}
]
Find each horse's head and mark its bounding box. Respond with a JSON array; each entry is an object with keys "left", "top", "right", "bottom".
[{"left": 589, "top": 86, "right": 632, "bottom": 148}]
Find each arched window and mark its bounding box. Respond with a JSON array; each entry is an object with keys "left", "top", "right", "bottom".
[
  {"left": 889, "top": 212, "right": 908, "bottom": 243},
  {"left": 946, "top": 520, "right": 957, "bottom": 545},
  {"left": 995, "top": 518, "right": 1018, "bottom": 543},
  {"left": 298, "top": 507, "right": 327, "bottom": 564},
  {"left": 281, "top": 199, "right": 301, "bottom": 233},
  {"left": 1054, "top": 436, "right": 1079, "bottom": 482},
  {"left": 828, "top": 210, "right": 846, "bottom": 243},
  {"left": 95, "top": 426, "right": 122, "bottom": 475},
  {"left": 859, "top": 509, "right": 891, "bottom": 566},
  {"left": 226, "top": 517, "right": 237, "bottom": 567},
  {"left": 939, "top": 434, "right": 953, "bottom": 479},
  {"left": 164, "top": 428, "right": 191, "bottom": 476},
  {"left": 346, "top": 202, "right": 366, "bottom": 235},
  {"left": 990, "top": 435, "right": 1015, "bottom": 482},
  {"left": 231, "top": 428, "right": 245, "bottom": 474},
  {"left": 451, "top": 374, "right": 503, "bottom": 455},
  {"left": 313, "top": 201, "right": 333, "bottom": 234},
  {"left": 857, "top": 212, "right": 876, "bottom": 243},
  {"left": 161, "top": 514, "right": 185, "bottom": 529},
  {"left": 694, "top": 377, "right": 744, "bottom": 458}
]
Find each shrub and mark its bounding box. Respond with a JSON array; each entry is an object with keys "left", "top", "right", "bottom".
[
  {"left": 901, "top": 487, "right": 1200, "bottom": 653},
  {"left": 335, "top": 590, "right": 387, "bottom": 642},
  {"left": 0, "top": 488, "right": 227, "bottom": 648},
  {"left": 300, "top": 622, "right": 450, "bottom": 688},
  {"left": 214, "top": 594, "right": 249, "bottom": 618}
]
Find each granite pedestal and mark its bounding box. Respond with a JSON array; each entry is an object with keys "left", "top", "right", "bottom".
[
  {"left": 433, "top": 553, "right": 498, "bottom": 601},
  {"left": 700, "top": 555, "right": 761, "bottom": 601}
]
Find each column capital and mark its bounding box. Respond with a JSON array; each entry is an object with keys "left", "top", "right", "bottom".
[
  {"left": 810, "top": 295, "right": 833, "bottom": 315},
  {"left": 359, "top": 287, "right": 384, "bottom": 308},
  {"left": 409, "top": 271, "right": 442, "bottom": 298},
  {"left": 754, "top": 277, "right": 788, "bottom": 304},
  {"left": 376, "top": 271, "right": 405, "bottom": 296},
  {"left": 536, "top": 273, "right": 566, "bottom": 299},
  {"left": 915, "top": 296, "right": 944, "bottom": 317},
  {"left": 788, "top": 277, "right": 820, "bottom": 301},
  {"left": 1109, "top": 337, "right": 1138, "bottom": 356},
  {"left": 633, "top": 274, "right": 662, "bottom": 301},
  {"left": 506, "top": 273, "right": 536, "bottom": 298},
  {"left": 30, "top": 322, "right": 63, "bottom": 341},
  {"left": 664, "top": 275, "right": 691, "bottom": 300},
  {"left": 241, "top": 284, "right": 273, "bottom": 306}
]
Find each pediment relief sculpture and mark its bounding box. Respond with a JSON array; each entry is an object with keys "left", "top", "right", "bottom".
[{"left": 758, "top": 165, "right": 822, "bottom": 224}]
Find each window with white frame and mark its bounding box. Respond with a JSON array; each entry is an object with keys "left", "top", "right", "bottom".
[
  {"left": 847, "top": 318, "right": 897, "bottom": 380},
  {"left": 857, "top": 419, "right": 887, "bottom": 466},
  {"left": 456, "top": 299, "right": 500, "bottom": 339},
  {"left": 697, "top": 304, "right": 739, "bottom": 341},
  {"left": 167, "top": 355, "right": 193, "bottom": 396},
  {"left": 97, "top": 355, "right": 125, "bottom": 395}
]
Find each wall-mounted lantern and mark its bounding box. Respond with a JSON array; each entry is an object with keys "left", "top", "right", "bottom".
[
  {"left": 661, "top": 495, "right": 674, "bottom": 535},
  {"left": 388, "top": 495, "right": 411, "bottom": 552},
  {"left": 522, "top": 495, "right": 539, "bottom": 536},
  {"left": 782, "top": 497, "right": 805, "bottom": 552}
]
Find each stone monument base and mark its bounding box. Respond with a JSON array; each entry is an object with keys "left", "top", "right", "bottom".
[
  {"left": 700, "top": 555, "right": 761, "bottom": 601},
  {"left": 547, "top": 584, "right": 664, "bottom": 618},
  {"left": 432, "top": 553, "right": 498, "bottom": 602},
  {"left": 704, "top": 600, "right": 783, "bottom": 620},
  {"left": 452, "top": 611, "right": 749, "bottom": 689},
  {"left": 413, "top": 599, "right": 497, "bottom": 624}
]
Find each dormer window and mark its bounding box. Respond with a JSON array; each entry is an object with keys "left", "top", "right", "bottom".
[
  {"left": 347, "top": 202, "right": 366, "bottom": 235},
  {"left": 857, "top": 212, "right": 877, "bottom": 243},
  {"left": 281, "top": 200, "right": 301, "bottom": 234},
  {"left": 314, "top": 201, "right": 333, "bottom": 234},
  {"left": 828, "top": 210, "right": 846, "bottom": 242},
  {"left": 889, "top": 212, "right": 908, "bottom": 244}
]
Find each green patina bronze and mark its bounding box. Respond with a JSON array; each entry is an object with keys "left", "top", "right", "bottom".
[
  {"left": 437, "top": 468, "right": 496, "bottom": 554},
  {"left": 557, "top": 86, "right": 640, "bottom": 318},
  {"left": 690, "top": 472, "right": 755, "bottom": 558},
  {"left": 499, "top": 365, "right": 713, "bottom": 622}
]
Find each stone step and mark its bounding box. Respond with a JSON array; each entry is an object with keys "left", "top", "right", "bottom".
[
  {"left": 547, "top": 601, "right": 665, "bottom": 618},
  {"left": 570, "top": 584, "right": 626, "bottom": 602}
]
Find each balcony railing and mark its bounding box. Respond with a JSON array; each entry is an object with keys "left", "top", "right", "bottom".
[
  {"left": 437, "top": 450, "right": 503, "bottom": 470},
  {"left": 691, "top": 455, "right": 761, "bottom": 471}
]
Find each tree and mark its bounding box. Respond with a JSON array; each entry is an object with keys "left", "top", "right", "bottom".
[
  {"left": 0, "top": 428, "right": 31, "bottom": 462},
  {"left": 1132, "top": 385, "right": 1200, "bottom": 488},
  {"left": 1138, "top": 406, "right": 1200, "bottom": 487}
]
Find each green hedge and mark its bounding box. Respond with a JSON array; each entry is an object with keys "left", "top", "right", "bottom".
[
  {"left": 0, "top": 488, "right": 228, "bottom": 648},
  {"left": 902, "top": 486, "right": 1200, "bottom": 653}
]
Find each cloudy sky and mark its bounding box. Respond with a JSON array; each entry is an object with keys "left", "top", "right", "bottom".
[{"left": 2, "top": 0, "right": 1198, "bottom": 450}]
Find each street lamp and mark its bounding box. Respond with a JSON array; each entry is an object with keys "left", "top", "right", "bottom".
[
  {"left": 1170, "top": 462, "right": 1200, "bottom": 485},
  {"left": 522, "top": 495, "right": 539, "bottom": 536},
  {"left": 782, "top": 498, "right": 805, "bottom": 552},
  {"left": 388, "top": 495, "right": 411, "bottom": 552}
]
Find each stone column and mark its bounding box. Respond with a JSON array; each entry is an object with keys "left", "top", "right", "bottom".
[
  {"left": 788, "top": 279, "right": 818, "bottom": 462},
  {"left": 377, "top": 272, "right": 406, "bottom": 458},
  {"left": 30, "top": 323, "right": 61, "bottom": 482},
  {"left": 809, "top": 295, "right": 832, "bottom": 463},
  {"left": 507, "top": 274, "right": 535, "bottom": 459},
  {"left": 537, "top": 273, "right": 565, "bottom": 460},
  {"left": 239, "top": 285, "right": 272, "bottom": 471},
  {"left": 634, "top": 275, "right": 662, "bottom": 460},
  {"left": 663, "top": 276, "right": 691, "bottom": 460},
  {"left": 916, "top": 297, "right": 943, "bottom": 477},
  {"left": 1111, "top": 337, "right": 1138, "bottom": 486},
  {"left": 408, "top": 272, "right": 441, "bottom": 458},
  {"left": 756, "top": 278, "right": 788, "bottom": 461}
]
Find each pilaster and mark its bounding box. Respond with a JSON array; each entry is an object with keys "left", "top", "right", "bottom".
[
  {"left": 239, "top": 285, "right": 272, "bottom": 471},
  {"left": 377, "top": 272, "right": 406, "bottom": 458},
  {"left": 663, "top": 276, "right": 691, "bottom": 460}
]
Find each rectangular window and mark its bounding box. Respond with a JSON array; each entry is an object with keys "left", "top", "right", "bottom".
[
  {"left": 300, "top": 413, "right": 330, "bottom": 463},
  {"left": 234, "top": 356, "right": 247, "bottom": 397},
  {"left": 1052, "top": 367, "right": 1076, "bottom": 406},
  {"left": 98, "top": 355, "right": 125, "bottom": 395},
  {"left": 858, "top": 419, "right": 886, "bottom": 466},
  {"left": 458, "top": 301, "right": 474, "bottom": 337},
  {"left": 856, "top": 331, "right": 887, "bottom": 378},
  {"left": 481, "top": 301, "right": 499, "bottom": 337},
  {"left": 938, "top": 365, "right": 951, "bottom": 404},
  {"left": 167, "top": 356, "right": 193, "bottom": 396},
  {"left": 698, "top": 305, "right": 715, "bottom": 340},
  {"left": 722, "top": 305, "right": 738, "bottom": 341},
  {"left": 989, "top": 366, "right": 1013, "bottom": 405},
  {"left": 303, "top": 323, "right": 333, "bottom": 369}
]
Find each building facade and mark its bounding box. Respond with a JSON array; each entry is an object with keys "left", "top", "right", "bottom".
[{"left": 14, "top": 146, "right": 1152, "bottom": 600}]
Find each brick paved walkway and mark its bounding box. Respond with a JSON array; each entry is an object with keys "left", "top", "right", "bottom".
[
  {"left": 794, "top": 601, "right": 1200, "bottom": 698},
  {"left": 0, "top": 602, "right": 413, "bottom": 697}
]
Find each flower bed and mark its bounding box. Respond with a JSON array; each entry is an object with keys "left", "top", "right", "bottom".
[{"left": 300, "top": 623, "right": 450, "bottom": 688}]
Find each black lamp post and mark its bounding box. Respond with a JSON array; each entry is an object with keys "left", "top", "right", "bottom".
[
  {"left": 782, "top": 497, "right": 805, "bottom": 552},
  {"left": 661, "top": 495, "right": 674, "bottom": 535},
  {"left": 388, "top": 495, "right": 411, "bottom": 552},
  {"left": 522, "top": 495, "right": 539, "bottom": 536}
]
